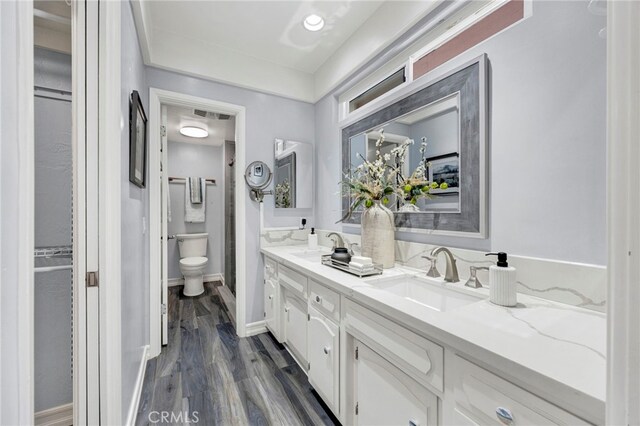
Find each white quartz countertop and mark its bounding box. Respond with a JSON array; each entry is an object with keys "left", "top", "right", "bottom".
[{"left": 261, "top": 245, "right": 606, "bottom": 423}]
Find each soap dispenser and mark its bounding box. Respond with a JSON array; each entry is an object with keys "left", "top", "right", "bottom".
[
  {"left": 485, "top": 252, "right": 517, "bottom": 307},
  {"left": 308, "top": 228, "right": 318, "bottom": 250}
]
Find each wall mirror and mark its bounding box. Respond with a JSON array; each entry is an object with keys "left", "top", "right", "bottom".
[
  {"left": 274, "top": 139, "right": 313, "bottom": 209},
  {"left": 342, "top": 55, "right": 487, "bottom": 237}
]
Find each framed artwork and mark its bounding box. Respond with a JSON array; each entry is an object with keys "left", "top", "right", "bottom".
[
  {"left": 129, "top": 90, "right": 147, "bottom": 188},
  {"left": 428, "top": 153, "right": 459, "bottom": 194}
]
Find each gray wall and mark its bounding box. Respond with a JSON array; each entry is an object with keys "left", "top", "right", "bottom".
[
  {"left": 316, "top": 0, "right": 606, "bottom": 265},
  {"left": 33, "top": 47, "right": 73, "bottom": 412},
  {"left": 146, "top": 67, "right": 315, "bottom": 324},
  {"left": 121, "top": 2, "right": 149, "bottom": 420},
  {"left": 167, "top": 141, "right": 225, "bottom": 279}
]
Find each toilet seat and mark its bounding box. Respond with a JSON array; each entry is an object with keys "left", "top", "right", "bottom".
[{"left": 180, "top": 256, "right": 208, "bottom": 267}]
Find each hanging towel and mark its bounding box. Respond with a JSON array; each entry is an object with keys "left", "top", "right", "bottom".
[
  {"left": 185, "top": 178, "right": 206, "bottom": 223},
  {"left": 189, "top": 177, "right": 203, "bottom": 204}
]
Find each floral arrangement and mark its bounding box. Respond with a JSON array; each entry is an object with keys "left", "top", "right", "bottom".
[
  {"left": 339, "top": 129, "right": 449, "bottom": 221},
  {"left": 275, "top": 180, "right": 292, "bottom": 208}
]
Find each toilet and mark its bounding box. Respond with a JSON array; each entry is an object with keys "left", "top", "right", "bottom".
[{"left": 176, "top": 233, "right": 208, "bottom": 297}]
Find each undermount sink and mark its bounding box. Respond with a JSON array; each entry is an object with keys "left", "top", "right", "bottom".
[
  {"left": 369, "top": 275, "right": 482, "bottom": 312},
  {"left": 291, "top": 249, "right": 330, "bottom": 262}
]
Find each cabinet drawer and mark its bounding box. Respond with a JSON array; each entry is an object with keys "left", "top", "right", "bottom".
[
  {"left": 279, "top": 264, "right": 307, "bottom": 298},
  {"left": 309, "top": 279, "right": 340, "bottom": 322},
  {"left": 452, "top": 355, "right": 590, "bottom": 425},
  {"left": 265, "top": 257, "right": 278, "bottom": 280},
  {"left": 343, "top": 299, "right": 444, "bottom": 393}
]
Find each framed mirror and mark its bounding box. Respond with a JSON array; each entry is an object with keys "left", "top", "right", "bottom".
[
  {"left": 341, "top": 54, "right": 487, "bottom": 237},
  {"left": 274, "top": 139, "right": 313, "bottom": 209}
]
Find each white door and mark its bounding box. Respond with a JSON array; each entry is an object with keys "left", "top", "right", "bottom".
[
  {"left": 354, "top": 341, "right": 438, "bottom": 426},
  {"left": 307, "top": 306, "right": 339, "bottom": 411},
  {"left": 283, "top": 291, "right": 308, "bottom": 367},
  {"left": 161, "top": 105, "right": 169, "bottom": 345}
]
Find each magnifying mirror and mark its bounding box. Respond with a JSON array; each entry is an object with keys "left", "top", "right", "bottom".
[{"left": 245, "top": 161, "right": 273, "bottom": 202}]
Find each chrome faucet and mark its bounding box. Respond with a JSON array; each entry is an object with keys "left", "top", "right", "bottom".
[
  {"left": 327, "top": 232, "right": 345, "bottom": 249},
  {"left": 429, "top": 247, "right": 460, "bottom": 282}
]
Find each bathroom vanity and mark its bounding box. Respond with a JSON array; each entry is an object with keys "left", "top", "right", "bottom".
[{"left": 261, "top": 245, "right": 605, "bottom": 426}]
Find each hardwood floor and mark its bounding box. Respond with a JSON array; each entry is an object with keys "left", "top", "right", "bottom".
[{"left": 136, "top": 282, "right": 338, "bottom": 425}]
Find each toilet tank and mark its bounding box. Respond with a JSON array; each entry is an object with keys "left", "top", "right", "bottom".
[{"left": 176, "top": 233, "right": 208, "bottom": 258}]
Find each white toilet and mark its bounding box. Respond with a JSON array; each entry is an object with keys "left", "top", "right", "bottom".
[{"left": 176, "top": 233, "right": 208, "bottom": 297}]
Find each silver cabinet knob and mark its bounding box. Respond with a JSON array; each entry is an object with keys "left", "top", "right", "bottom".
[
  {"left": 268, "top": 295, "right": 273, "bottom": 300},
  {"left": 315, "top": 295, "right": 321, "bottom": 303},
  {"left": 323, "top": 346, "right": 331, "bottom": 354},
  {"left": 284, "top": 307, "right": 290, "bottom": 313},
  {"left": 495, "top": 407, "right": 513, "bottom": 425}
]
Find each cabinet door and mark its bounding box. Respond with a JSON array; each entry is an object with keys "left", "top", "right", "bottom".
[
  {"left": 308, "top": 306, "right": 339, "bottom": 412},
  {"left": 283, "top": 291, "right": 307, "bottom": 366},
  {"left": 354, "top": 341, "right": 438, "bottom": 426},
  {"left": 264, "top": 278, "right": 278, "bottom": 338}
]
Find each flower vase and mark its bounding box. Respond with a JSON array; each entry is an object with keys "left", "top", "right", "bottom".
[
  {"left": 399, "top": 201, "right": 421, "bottom": 212},
  {"left": 361, "top": 201, "right": 395, "bottom": 268}
]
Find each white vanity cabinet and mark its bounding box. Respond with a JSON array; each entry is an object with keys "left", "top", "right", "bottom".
[
  {"left": 263, "top": 257, "right": 280, "bottom": 341},
  {"left": 307, "top": 305, "right": 340, "bottom": 412},
  {"left": 279, "top": 264, "right": 309, "bottom": 368},
  {"left": 353, "top": 340, "right": 438, "bottom": 426}
]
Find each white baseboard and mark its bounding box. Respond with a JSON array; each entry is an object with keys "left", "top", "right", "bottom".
[
  {"left": 168, "top": 273, "right": 223, "bottom": 287},
  {"left": 126, "top": 345, "right": 149, "bottom": 426},
  {"left": 245, "top": 320, "right": 268, "bottom": 337},
  {"left": 35, "top": 403, "right": 73, "bottom": 426}
]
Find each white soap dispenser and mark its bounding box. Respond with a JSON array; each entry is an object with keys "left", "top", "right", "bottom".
[
  {"left": 485, "top": 252, "right": 517, "bottom": 307},
  {"left": 308, "top": 227, "right": 318, "bottom": 250}
]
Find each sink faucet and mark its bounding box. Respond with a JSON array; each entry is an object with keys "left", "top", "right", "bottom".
[
  {"left": 327, "top": 232, "right": 345, "bottom": 249},
  {"left": 429, "top": 247, "right": 459, "bottom": 282}
]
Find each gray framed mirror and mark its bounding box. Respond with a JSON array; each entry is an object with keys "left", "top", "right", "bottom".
[
  {"left": 274, "top": 139, "right": 313, "bottom": 209},
  {"left": 341, "top": 54, "right": 487, "bottom": 237}
]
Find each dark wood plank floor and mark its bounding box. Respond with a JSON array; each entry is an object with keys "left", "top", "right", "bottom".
[{"left": 135, "top": 282, "right": 338, "bottom": 426}]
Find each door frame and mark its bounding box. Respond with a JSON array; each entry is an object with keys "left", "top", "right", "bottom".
[{"left": 148, "top": 88, "right": 247, "bottom": 357}]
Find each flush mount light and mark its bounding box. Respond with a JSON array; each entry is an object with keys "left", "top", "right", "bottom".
[
  {"left": 179, "top": 126, "right": 208, "bottom": 138},
  {"left": 303, "top": 14, "right": 324, "bottom": 32}
]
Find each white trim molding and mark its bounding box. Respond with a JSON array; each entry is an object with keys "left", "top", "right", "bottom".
[
  {"left": 35, "top": 403, "right": 73, "bottom": 426},
  {"left": 606, "top": 1, "right": 640, "bottom": 425},
  {"left": 149, "top": 88, "right": 248, "bottom": 358},
  {"left": 245, "top": 320, "right": 268, "bottom": 337},
  {"left": 125, "top": 345, "right": 149, "bottom": 426}
]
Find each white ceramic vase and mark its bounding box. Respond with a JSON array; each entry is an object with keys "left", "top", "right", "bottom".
[{"left": 361, "top": 201, "right": 395, "bottom": 268}]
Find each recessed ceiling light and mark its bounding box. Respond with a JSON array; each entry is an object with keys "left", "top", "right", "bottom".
[
  {"left": 303, "top": 14, "right": 324, "bottom": 32},
  {"left": 179, "top": 126, "right": 208, "bottom": 138}
]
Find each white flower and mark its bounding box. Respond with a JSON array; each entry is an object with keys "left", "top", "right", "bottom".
[{"left": 383, "top": 153, "right": 391, "bottom": 161}]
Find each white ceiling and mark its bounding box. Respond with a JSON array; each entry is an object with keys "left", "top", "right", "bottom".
[
  {"left": 166, "top": 105, "right": 236, "bottom": 147},
  {"left": 132, "top": 0, "right": 441, "bottom": 102}
]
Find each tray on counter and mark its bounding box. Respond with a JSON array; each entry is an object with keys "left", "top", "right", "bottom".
[{"left": 321, "top": 254, "right": 383, "bottom": 278}]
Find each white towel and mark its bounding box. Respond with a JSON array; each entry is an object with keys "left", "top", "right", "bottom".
[
  {"left": 185, "top": 178, "right": 206, "bottom": 223},
  {"left": 189, "top": 177, "right": 203, "bottom": 204}
]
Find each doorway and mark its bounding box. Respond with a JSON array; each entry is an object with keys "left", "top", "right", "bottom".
[{"left": 148, "top": 89, "right": 247, "bottom": 358}]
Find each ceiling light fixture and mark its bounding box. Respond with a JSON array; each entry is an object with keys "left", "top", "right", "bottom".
[
  {"left": 179, "top": 126, "right": 208, "bottom": 138},
  {"left": 303, "top": 14, "right": 324, "bottom": 32}
]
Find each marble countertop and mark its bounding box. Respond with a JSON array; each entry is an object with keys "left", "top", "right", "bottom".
[{"left": 261, "top": 245, "right": 606, "bottom": 424}]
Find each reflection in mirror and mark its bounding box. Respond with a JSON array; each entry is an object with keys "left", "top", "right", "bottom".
[
  {"left": 350, "top": 93, "right": 461, "bottom": 213},
  {"left": 342, "top": 55, "right": 486, "bottom": 236},
  {"left": 274, "top": 139, "right": 312, "bottom": 209},
  {"left": 245, "top": 160, "right": 272, "bottom": 189}
]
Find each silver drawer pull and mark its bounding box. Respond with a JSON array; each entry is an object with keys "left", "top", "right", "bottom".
[
  {"left": 496, "top": 407, "right": 513, "bottom": 425},
  {"left": 323, "top": 346, "right": 331, "bottom": 354},
  {"left": 315, "top": 295, "right": 321, "bottom": 303},
  {"left": 268, "top": 295, "right": 273, "bottom": 300},
  {"left": 284, "top": 307, "right": 290, "bottom": 313}
]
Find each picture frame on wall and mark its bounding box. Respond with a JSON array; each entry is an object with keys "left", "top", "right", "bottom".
[
  {"left": 129, "top": 90, "right": 147, "bottom": 188},
  {"left": 427, "top": 153, "right": 459, "bottom": 194}
]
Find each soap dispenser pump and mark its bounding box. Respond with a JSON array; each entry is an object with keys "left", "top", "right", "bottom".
[{"left": 485, "top": 252, "right": 517, "bottom": 307}]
